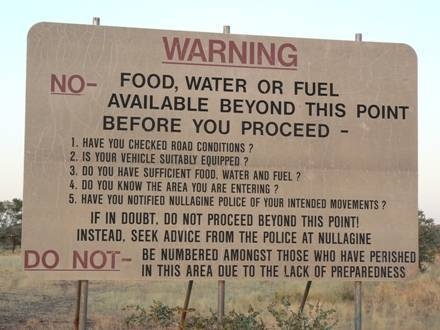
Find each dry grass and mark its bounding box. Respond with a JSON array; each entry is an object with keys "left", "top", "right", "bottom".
[{"left": 1, "top": 251, "right": 440, "bottom": 329}]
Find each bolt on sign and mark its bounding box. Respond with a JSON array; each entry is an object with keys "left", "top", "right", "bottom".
[{"left": 23, "top": 22, "right": 417, "bottom": 280}]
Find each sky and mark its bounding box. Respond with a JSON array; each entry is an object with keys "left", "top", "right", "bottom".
[{"left": 1, "top": 0, "right": 439, "bottom": 221}]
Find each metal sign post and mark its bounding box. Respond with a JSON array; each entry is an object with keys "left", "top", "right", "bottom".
[
  {"left": 215, "top": 25, "right": 229, "bottom": 324},
  {"left": 74, "top": 17, "right": 100, "bottom": 330},
  {"left": 354, "top": 32, "right": 363, "bottom": 330},
  {"left": 179, "top": 280, "right": 194, "bottom": 329},
  {"left": 299, "top": 281, "right": 313, "bottom": 314},
  {"left": 74, "top": 281, "right": 81, "bottom": 330},
  {"left": 79, "top": 280, "right": 89, "bottom": 330},
  {"left": 218, "top": 280, "right": 225, "bottom": 322},
  {"left": 355, "top": 281, "right": 362, "bottom": 330}
]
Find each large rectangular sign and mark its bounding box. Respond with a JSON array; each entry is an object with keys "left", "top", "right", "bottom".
[{"left": 23, "top": 22, "right": 417, "bottom": 280}]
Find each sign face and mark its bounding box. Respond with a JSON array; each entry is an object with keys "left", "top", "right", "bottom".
[{"left": 23, "top": 22, "right": 417, "bottom": 280}]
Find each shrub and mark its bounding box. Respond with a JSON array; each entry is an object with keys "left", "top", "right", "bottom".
[
  {"left": 123, "top": 301, "right": 178, "bottom": 329},
  {"left": 123, "top": 299, "right": 335, "bottom": 329},
  {"left": 268, "top": 298, "right": 337, "bottom": 330}
]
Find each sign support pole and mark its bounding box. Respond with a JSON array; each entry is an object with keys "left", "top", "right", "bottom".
[
  {"left": 74, "top": 281, "right": 82, "bottom": 330},
  {"left": 79, "top": 280, "right": 89, "bottom": 330},
  {"left": 217, "top": 280, "right": 225, "bottom": 322},
  {"left": 354, "top": 32, "right": 363, "bottom": 330},
  {"left": 354, "top": 281, "right": 362, "bottom": 330},
  {"left": 76, "top": 17, "right": 102, "bottom": 330},
  {"left": 299, "top": 281, "right": 312, "bottom": 314},
  {"left": 216, "top": 25, "right": 230, "bottom": 324},
  {"left": 179, "top": 280, "right": 194, "bottom": 329}
]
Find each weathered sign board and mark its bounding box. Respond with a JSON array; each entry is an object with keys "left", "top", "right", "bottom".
[{"left": 23, "top": 22, "right": 418, "bottom": 280}]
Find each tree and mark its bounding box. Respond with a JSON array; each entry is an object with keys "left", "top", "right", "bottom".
[
  {"left": 0, "top": 198, "right": 22, "bottom": 228},
  {"left": 0, "top": 199, "right": 22, "bottom": 251},
  {"left": 418, "top": 210, "right": 440, "bottom": 269}
]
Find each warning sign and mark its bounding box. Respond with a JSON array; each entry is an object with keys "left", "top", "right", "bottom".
[{"left": 23, "top": 22, "right": 418, "bottom": 280}]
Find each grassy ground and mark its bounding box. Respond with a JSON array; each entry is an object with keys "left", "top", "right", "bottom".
[{"left": 1, "top": 250, "right": 440, "bottom": 329}]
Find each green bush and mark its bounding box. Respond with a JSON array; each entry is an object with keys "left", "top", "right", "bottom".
[
  {"left": 123, "top": 301, "right": 178, "bottom": 329},
  {"left": 184, "top": 308, "right": 265, "bottom": 330},
  {"left": 419, "top": 210, "right": 440, "bottom": 269},
  {"left": 122, "top": 304, "right": 148, "bottom": 328},
  {"left": 268, "top": 298, "right": 337, "bottom": 330},
  {"left": 123, "top": 299, "right": 336, "bottom": 329}
]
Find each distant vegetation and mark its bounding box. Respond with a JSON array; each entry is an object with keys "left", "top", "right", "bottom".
[
  {"left": 0, "top": 198, "right": 22, "bottom": 252},
  {"left": 418, "top": 210, "right": 440, "bottom": 268}
]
